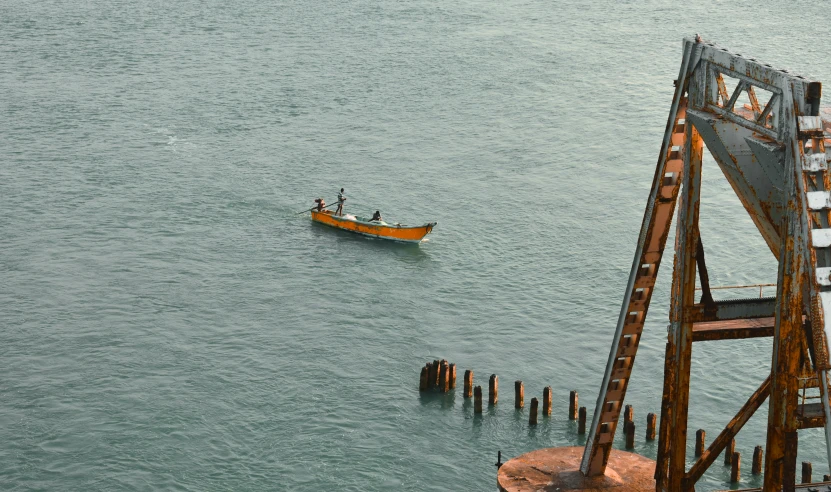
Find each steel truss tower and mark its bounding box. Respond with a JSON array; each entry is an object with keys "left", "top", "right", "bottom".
[{"left": 580, "top": 37, "right": 831, "bottom": 491}]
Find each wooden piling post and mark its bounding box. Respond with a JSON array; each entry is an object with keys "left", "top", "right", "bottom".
[
  {"left": 824, "top": 474, "right": 830, "bottom": 481},
  {"left": 625, "top": 421, "right": 635, "bottom": 449},
  {"left": 543, "top": 386, "right": 552, "bottom": 415},
  {"left": 695, "top": 429, "right": 705, "bottom": 457},
  {"left": 464, "top": 370, "right": 473, "bottom": 398},
  {"left": 623, "top": 404, "right": 633, "bottom": 426},
  {"left": 725, "top": 438, "right": 735, "bottom": 465},
  {"left": 514, "top": 381, "right": 524, "bottom": 408},
  {"left": 429, "top": 360, "right": 439, "bottom": 387},
  {"left": 578, "top": 406, "right": 587, "bottom": 434},
  {"left": 474, "top": 386, "right": 483, "bottom": 413},
  {"left": 802, "top": 461, "right": 812, "bottom": 483},
  {"left": 569, "top": 390, "right": 578, "bottom": 420},
  {"left": 646, "top": 412, "right": 656, "bottom": 440},
  {"left": 449, "top": 363, "right": 456, "bottom": 389},
  {"left": 731, "top": 452, "right": 741, "bottom": 483},
  {"left": 752, "top": 445, "right": 763, "bottom": 475},
  {"left": 488, "top": 374, "right": 498, "bottom": 405},
  {"left": 529, "top": 397, "right": 538, "bottom": 425},
  {"left": 419, "top": 365, "right": 429, "bottom": 391},
  {"left": 439, "top": 361, "right": 449, "bottom": 392}
]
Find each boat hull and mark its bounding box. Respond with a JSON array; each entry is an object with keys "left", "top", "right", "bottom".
[{"left": 310, "top": 210, "right": 435, "bottom": 243}]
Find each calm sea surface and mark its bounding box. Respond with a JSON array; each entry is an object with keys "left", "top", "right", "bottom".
[{"left": 2, "top": 0, "right": 831, "bottom": 490}]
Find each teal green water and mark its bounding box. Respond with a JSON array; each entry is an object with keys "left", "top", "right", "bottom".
[{"left": 3, "top": 0, "right": 831, "bottom": 490}]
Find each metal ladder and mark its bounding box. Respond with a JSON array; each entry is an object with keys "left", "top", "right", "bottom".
[
  {"left": 579, "top": 41, "right": 697, "bottom": 476},
  {"left": 795, "top": 107, "right": 831, "bottom": 468}
]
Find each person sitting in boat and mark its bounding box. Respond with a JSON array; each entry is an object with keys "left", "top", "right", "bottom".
[
  {"left": 370, "top": 210, "right": 382, "bottom": 222},
  {"left": 336, "top": 188, "right": 346, "bottom": 216},
  {"left": 314, "top": 198, "right": 325, "bottom": 212}
]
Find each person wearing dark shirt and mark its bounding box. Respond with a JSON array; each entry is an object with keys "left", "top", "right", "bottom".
[{"left": 370, "top": 210, "right": 382, "bottom": 222}]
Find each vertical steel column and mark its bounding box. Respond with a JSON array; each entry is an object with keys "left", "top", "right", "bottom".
[
  {"left": 666, "top": 116, "right": 704, "bottom": 492},
  {"left": 763, "top": 82, "right": 805, "bottom": 492}
]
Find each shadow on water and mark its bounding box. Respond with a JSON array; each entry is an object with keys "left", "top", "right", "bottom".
[
  {"left": 309, "top": 220, "right": 432, "bottom": 261},
  {"left": 418, "top": 389, "right": 456, "bottom": 409}
]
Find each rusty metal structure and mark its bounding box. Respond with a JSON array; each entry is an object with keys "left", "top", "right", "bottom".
[{"left": 580, "top": 37, "right": 831, "bottom": 491}]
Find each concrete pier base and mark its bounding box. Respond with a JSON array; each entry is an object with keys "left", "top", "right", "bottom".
[{"left": 497, "top": 446, "right": 655, "bottom": 491}]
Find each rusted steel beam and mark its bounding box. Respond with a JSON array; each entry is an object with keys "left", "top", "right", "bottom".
[
  {"left": 796, "top": 402, "right": 826, "bottom": 429},
  {"left": 684, "top": 375, "right": 771, "bottom": 487},
  {"left": 666, "top": 104, "right": 705, "bottom": 491},
  {"left": 764, "top": 82, "right": 807, "bottom": 492},
  {"left": 691, "top": 317, "right": 775, "bottom": 341},
  {"left": 695, "top": 234, "right": 714, "bottom": 306},
  {"left": 683, "top": 298, "right": 776, "bottom": 323},
  {"left": 655, "top": 341, "right": 673, "bottom": 488}
]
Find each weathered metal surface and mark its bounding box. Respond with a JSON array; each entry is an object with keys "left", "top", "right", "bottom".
[
  {"left": 683, "top": 297, "right": 776, "bottom": 323},
  {"left": 665, "top": 103, "right": 704, "bottom": 492},
  {"left": 572, "top": 36, "right": 831, "bottom": 492},
  {"left": 684, "top": 376, "right": 771, "bottom": 486},
  {"left": 691, "top": 317, "right": 775, "bottom": 341}
]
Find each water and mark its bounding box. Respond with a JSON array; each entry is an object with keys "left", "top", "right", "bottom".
[{"left": 2, "top": 0, "right": 830, "bottom": 490}]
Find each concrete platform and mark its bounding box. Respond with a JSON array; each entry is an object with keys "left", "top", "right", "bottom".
[{"left": 497, "top": 446, "right": 656, "bottom": 491}]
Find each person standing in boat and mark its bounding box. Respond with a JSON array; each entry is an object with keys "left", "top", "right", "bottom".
[{"left": 336, "top": 188, "right": 346, "bottom": 216}]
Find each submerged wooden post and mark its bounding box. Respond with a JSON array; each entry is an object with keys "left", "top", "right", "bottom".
[
  {"left": 439, "top": 361, "right": 449, "bottom": 392},
  {"left": 695, "top": 429, "right": 706, "bottom": 457},
  {"left": 569, "top": 390, "right": 578, "bottom": 420},
  {"left": 464, "top": 370, "right": 473, "bottom": 398},
  {"left": 646, "top": 412, "right": 656, "bottom": 440},
  {"left": 429, "top": 360, "right": 439, "bottom": 387},
  {"left": 731, "top": 452, "right": 741, "bottom": 483},
  {"left": 543, "top": 386, "right": 552, "bottom": 415},
  {"left": 489, "top": 374, "right": 498, "bottom": 405},
  {"left": 625, "top": 421, "right": 635, "bottom": 449},
  {"left": 419, "top": 365, "right": 429, "bottom": 391},
  {"left": 449, "top": 363, "right": 457, "bottom": 389},
  {"left": 474, "top": 386, "right": 483, "bottom": 413},
  {"left": 725, "top": 438, "right": 736, "bottom": 465},
  {"left": 514, "top": 381, "right": 524, "bottom": 408},
  {"left": 529, "top": 398, "right": 538, "bottom": 425},
  {"left": 578, "top": 406, "right": 586, "bottom": 434},
  {"left": 802, "top": 461, "right": 812, "bottom": 483},
  {"left": 752, "top": 446, "right": 763, "bottom": 475},
  {"left": 623, "top": 404, "right": 633, "bottom": 426}
]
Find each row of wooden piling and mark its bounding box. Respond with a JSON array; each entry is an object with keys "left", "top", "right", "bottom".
[
  {"left": 419, "top": 365, "right": 831, "bottom": 485},
  {"left": 419, "top": 359, "right": 457, "bottom": 392}
]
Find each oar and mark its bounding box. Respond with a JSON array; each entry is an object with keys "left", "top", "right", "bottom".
[{"left": 296, "top": 200, "right": 336, "bottom": 214}]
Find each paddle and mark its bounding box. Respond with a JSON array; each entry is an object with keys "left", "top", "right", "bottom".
[{"left": 296, "top": 200, "right": 337, "bottom": 214}]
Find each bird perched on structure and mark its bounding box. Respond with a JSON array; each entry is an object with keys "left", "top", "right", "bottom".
[{"left": 695, "top": 33, "right": 702, "bottom": 43}]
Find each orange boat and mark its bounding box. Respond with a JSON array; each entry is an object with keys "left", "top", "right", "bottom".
[{"left": 310, "top": 210, "right": 436, "bottom": 243}]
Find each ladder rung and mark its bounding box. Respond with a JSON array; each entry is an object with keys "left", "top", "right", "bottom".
[
  {"left": 606, "top": 389, "right": 623, "bottom": 401},
  {"left": 807, "top": 191, "right": 831, "bottom": 210},
  {"left": 665, "top": 158, "right": 684, "bottom": 174},
  {"left": 669, "top": 146, "right": 682, "bottom": 160},
  {"left": 798, "top": 116, "right": 825, "bottom": 137},
  {"left": 812, "top": 229, "right": 831, "bottom": 248},
  {"left": 634, "top": 276, "right": 656, "bottom": 288},
  {"left": 803, "top": 152, "right": 827, "bottom": 172}
]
